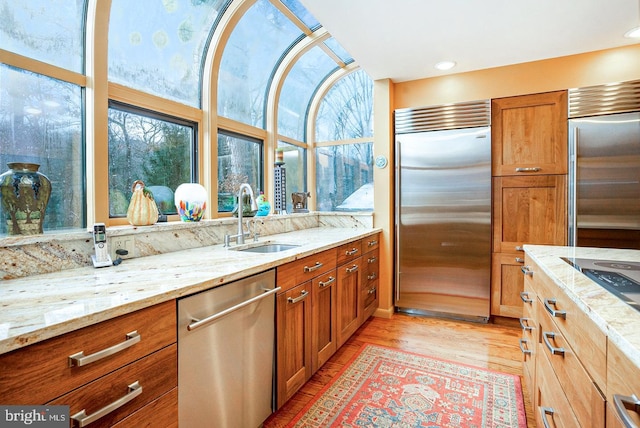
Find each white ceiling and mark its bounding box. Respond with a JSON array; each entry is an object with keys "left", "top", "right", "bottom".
[{"left": 298, "top": 0, "right": 640, "bottom": 82}]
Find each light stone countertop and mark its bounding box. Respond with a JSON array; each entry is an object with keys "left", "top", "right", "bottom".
[
  {"left": 524, "top": 244, "right": 640, "bottom": 370},
  {"left": 0, "top": 227, "right": 380, "bottom": 355}
]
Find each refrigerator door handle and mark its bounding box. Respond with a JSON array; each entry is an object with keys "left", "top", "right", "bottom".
[
  {"left": 568, "top": 127, "right": 578, "bottom": 246},
  {"left": 394, "top": 139, "right": 402, "bottom": 303}
]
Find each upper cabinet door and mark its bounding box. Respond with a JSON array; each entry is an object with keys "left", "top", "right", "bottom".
[{"left": 492, "top": 91, "right": 568, "bottom": 176}]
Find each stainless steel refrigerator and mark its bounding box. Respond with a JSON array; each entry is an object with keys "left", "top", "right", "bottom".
[
  {"left": 568, "top": 111, "right": 640, "bottom": 249},
  {"left": 394, "top": 125, "right": 492, "bottom": 322}
]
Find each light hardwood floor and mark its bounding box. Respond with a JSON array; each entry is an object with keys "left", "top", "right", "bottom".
[{"left": 263, "top": 313, "right": 535, "bottom": 427}]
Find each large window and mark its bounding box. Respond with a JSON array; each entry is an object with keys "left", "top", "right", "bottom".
[
  {"left": 108, "top": 103, "right": 195, "bottom": 217},
  {"left": 0, "top": 65, "right": 84, "bottom": 233},
  {"left": 277, "top": 141, "right": 306, "bottom": 213},
  {"left": 217, "top": 131, "right": 263, "bottom": 213}
]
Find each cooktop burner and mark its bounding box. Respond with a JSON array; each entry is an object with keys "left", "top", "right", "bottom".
[{"left": 563, "top": 257, "right": 640, "bottom": 313}]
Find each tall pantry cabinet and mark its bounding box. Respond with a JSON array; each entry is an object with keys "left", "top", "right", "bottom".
[{"left": 490, "top": 91, "right": 568, "bottom": 318}]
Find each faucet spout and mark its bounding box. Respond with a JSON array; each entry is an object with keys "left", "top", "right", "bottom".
[{"left": 236, "top": 183, "right": 258, "bottom": 245}]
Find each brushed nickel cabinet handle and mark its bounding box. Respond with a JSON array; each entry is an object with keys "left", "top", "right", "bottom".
[
  {"left": 71, "top": 381, "right": 142, "bottom": 427},
  {"left": 515, "top": 257, "right": 524, "bottom": 263},
  {"left": 515, "top": 167, "right": 541, "bottom": 173},
  {"left": 367, "top": 272, "right": 377, "bottom": 281},
  {"left": 68, "top": 331, "right": 141, "bottom": 367},
  {"left": 345, "top": 264, "right": 359, "bottom": 273},
  {"left": 519, "top": 317, "right": 533, "bottom": 331},
  {"left": 345, "top": 248, "right": 359, "bottom": 256},
  {"left": 318, "top": 276, "right": 335, "bottom": 288},
  {"left": 304, "top": 261, "right": 323, "bottom": 272},
  {"left": 540, "top": 407, "right": 555, "bottom": 428},
  {"left": 520, "top": 291, "right": 533, "bottom": 304},
  {"left": 368, "top": 286, "right": 376, "bottom": 294},
  {"left": 367, "top": 256, "right": 377, "bottom": 264},
  {"left": 518, "top": 338, "right": 532, "bottom": 356},
  {"left": 367, "top": 240, "right": 378, "bottom": 247},
  {"left": 544, "top": 298, "right": 567, "bottom": 319},
  {"left": 613, "top": 394, "right": 640, "bottom": 428},
  {"left": 543, "top": 331, "right": 565, "bottom": 356},
  {"left": 515, "top": 246, "right": 524, "bottom": 252},
  {"left": 521, "top": 266, "right": 533, "bottom": 276},
  {"left": 288, "top": 290, "right": 309, "bottom": 304}
]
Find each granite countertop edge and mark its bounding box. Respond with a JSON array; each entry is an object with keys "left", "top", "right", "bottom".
[{"left": 0, "top": 227, "right": 381, "bottom": 355}]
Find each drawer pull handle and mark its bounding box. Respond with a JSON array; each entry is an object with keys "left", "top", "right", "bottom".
[
  {"left": 519, "top": 317, "right": 533, "bottom": 331},
  {"left": 521, "top": 266, "right": 533, "bottom": 276},
  {"left": 515, "top": 167, "right": 541, "bottom": 173},
  {"left": 520, "top": 291, "right": 532, "bottom": 304},
  {"left": 613, "top": 394, "right": 640, "bottom": 427},
  {"left": 288, "top": 290, "right": 309, "bottom": 304},
  {"left": 346, "top": 264, "right": 359, "bottom": 273},
  {"left": 68, "top": 331, "right": 141, "bottom": 367},
  {"left": 515, "top": 257, "right": 524, "bottom": 263},
  {"left": 542, "top": 331, "right": 565, "bottom": 356},
  {"left": 367, "top": 240, "right": 378, "bottom": 247},
  {"left": 518, "top": 338, "right": 532, "bottom": 356},
  {"left": 345, "top": 248, "right": 359, "bottom": 256},
  {"left": 367, "top": 273, "right": 377, "bottom": 281},
  {"left": 319, "top": 276, "right": 335, "bottom": 288},
  {"left": 304, "top": 262, "right": 323, "bottom": 272},
  {"left": 71, "top": 381, "right": 142, "bottom": 427},
  {"left": 544, "top": 298, "right": 567, "bottom": 319},
  {"left": 515, "top": 245, "right": 524, "bottom": 252},
  {"left": 367, "top": 256, "right": 377, "bottom": 264},
  {"left": 540, "top": 407, "right": 555, "bottom": 428},
  {"left": 368, "top": 286, "right": 376, "bottom": 294}
]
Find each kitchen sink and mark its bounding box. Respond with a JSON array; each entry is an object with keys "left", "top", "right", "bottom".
[{"left": 235, "top": 243, "right": 300, "bottom": 253}]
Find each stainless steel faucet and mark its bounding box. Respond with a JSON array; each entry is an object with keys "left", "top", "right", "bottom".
[{"left": 224, "top": 183, "right": 259, "bottom": 246}]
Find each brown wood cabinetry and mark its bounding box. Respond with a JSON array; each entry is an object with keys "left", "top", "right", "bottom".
[
  {"left": 491, "top": 90, "right": 568, "bottom": 176},
  {"left": 337, "top": 249, "right": 362, "bottom": 348},
  {"left": 606, "top": 341, "right": 640, "bottom": 427},
  {"left": 361, "top": 237, "right": 380, "bottom": 322},
  {"left": 0, "top": 301, "right": 177, "bottom": 427},
  {"left": 275, "top": 247, "right": 337, "bottom": 409},
  {"left": 491, "top": 90, "right": 568, "bottom": 318},
  {"left": 523, "top": 254, "right": 607, "bottom": 428}
]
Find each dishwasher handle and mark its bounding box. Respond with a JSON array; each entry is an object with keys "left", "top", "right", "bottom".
[{"left": 187, "top": 286, "right": 281, "bottom": 331}]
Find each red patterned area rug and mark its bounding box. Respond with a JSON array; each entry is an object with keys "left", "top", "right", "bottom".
[{"left": 287, "top": 344, "right": 527, "bottom": 428}]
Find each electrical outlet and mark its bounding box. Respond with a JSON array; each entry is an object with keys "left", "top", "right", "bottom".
[{"left": 111, "top": 236, "right": 135, "bottom": 260}]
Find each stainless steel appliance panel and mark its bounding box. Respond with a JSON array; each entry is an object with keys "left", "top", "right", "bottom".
[
  {"left": 178, "top": 269, "right": 277, "bottom": 428},
  {"left": 569, "top": 112, "right": 640, "bottom": 248},
  {"left": 395, "top": 127, "right": 491, "bottom": 321}
]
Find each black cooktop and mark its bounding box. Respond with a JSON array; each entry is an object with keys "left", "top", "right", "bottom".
[{"left": 562, "top": 258, "right": 640, "bottom": 313}]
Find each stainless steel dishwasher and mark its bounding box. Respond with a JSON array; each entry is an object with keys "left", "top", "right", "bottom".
[{"left": 178, "top": 269, "right": 279, "bottom": 428}]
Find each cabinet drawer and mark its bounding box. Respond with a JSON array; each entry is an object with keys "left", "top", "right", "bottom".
[
  {"left": 336, "top": 239, "right": 363, "bottom": 266},
  {"left": 538, "top": 302, "right": 605, "bottom": 427},
  {"left": 362, "top": 248, "right": 379, "bottom": 289},
  {"left": 276, "top": 248, "right": 337, "bottom": 292},
  {"left": 536, "top": 341, "right": 581, "bottom": 428},
  {"left": 361, "top": 281, "right": 378, "bottom": 321},
  {"left": 0, "top": 301, "right": 176, "bottom": 404},
  {"left": 362, "top": 234, "right": 380, "bottom": 252},
  {"left": 606, "top": 340, "right": 640, "bottom": 428},
  {"left": 112, "top": 388, "right": 178, "bottom": 428},
  {"left": 527, "top": 256, "right": 607, "bottom": 388},
  {"left": 49, "top": 344, "right": 177, "bottom": 428}
]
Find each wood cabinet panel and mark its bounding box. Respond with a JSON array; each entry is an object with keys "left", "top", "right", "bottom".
[
  {"left": 48, "top": 344, "right": 177, "bottom": 428},
  {"left": 606, "top": 340, "right": 640, "bottom": 427},
  {"left": 336, "top": 239, "right": 363, "bottom": 266},
  {"left": 337, "top": 258, "right": 361, "bottom": 348},
  {"left": 491, "top": 252, "right": 525, "bottom": 317},
  {"left": 311, "top": 270, "right": 337, "bottom": 372},
  {"left": 492, "top": 90, "right": 568, "bottom": 176},
  {"left": 0, "top": 300, "right": 176, "bottom": 404},
  {"left": 276, "top": 248, "right": 337, "bottom": 293},
  {"left": 493, "top": 175, "right": 567, "bottom": 253},
  {"left": 276, "top": 282, "right": 312, "bottom": 409},
  {"left": 112, "top": 388, "right": 178, "bottom": 428}
]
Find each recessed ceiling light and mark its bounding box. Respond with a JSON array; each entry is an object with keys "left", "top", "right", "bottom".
[
  {"left": 434, "top": 61, "right": 456, "bottom": 71},
  {"left": 624, "top": 26, "right": 640, "bottom": 38}
]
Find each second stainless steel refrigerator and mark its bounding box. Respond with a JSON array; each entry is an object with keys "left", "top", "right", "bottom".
[{"left": 394, "top": 107, "right": 492, "bottom": 322}]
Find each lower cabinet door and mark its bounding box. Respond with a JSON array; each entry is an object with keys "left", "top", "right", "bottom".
[
  {"left": 312, "top": 270, "right": 337, "bottom": 373},
  {"left": 337, "top": 258, "right": 362, "bottom": 347},
  {"left": 276, "top": 282, "right": 312, "bottom": 409}
]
